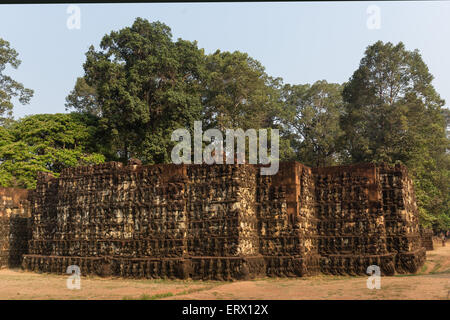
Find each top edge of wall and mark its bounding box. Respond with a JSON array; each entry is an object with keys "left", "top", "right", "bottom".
[
  {"left": 0, "top": 187, "right": 30, "bottom": 197},
  {"left": 36, "top": 161, "right": 410, "bottom": 182},
  {"left": 54, "top": 161, "right": 310, "bottom": 179}
]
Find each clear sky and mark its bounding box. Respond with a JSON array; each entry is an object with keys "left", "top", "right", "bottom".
[{"left": 0, "top": 1, "right": 449, "bottom": 119}]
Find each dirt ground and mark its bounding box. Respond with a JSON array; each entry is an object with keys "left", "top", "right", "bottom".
[{"left": 1, "top": 241, "right": 449, "bottom": 300}]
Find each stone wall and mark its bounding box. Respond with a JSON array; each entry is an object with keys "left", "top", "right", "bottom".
[
  {"left": 378, "top": 164, "right": 426, "bottom": 273},
  {"left": 258, "top": 162, "right": 319, "bottom": 277},
  {"left": 313, "top": 163, "right": 425, "bottom": 276},
  {"left": 21, "top": 161, "right": 426, "bottom": 279},
  {"left": 420, "top": 228, "right": 434, "bottom": 251},
  {"left": 0, "top": 187, "right": 31, "bottom": 268},
  {"left": 24, "top": 163, "right": 268, "bottom": 279}
]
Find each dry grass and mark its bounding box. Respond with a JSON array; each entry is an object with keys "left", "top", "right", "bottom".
[{"left": 1, "top": 244, "right": 449, "bottom": 300}]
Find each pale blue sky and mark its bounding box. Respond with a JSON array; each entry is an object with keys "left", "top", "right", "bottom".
[{"left": 0, "top": 2, "right": 449, "bottom": 119}]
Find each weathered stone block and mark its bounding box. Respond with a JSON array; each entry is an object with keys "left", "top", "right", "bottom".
[
  {"left": 19, "top": 161, "right": 425, "bottom": 279},
  {"left": 0, "top": 187, "right": 31, "bottom": 268}
]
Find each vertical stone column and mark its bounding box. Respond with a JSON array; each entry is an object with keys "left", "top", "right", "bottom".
[
  {"left": 185, "top": 164, "right": 264, "bottom": 280},
  {"left": 313, "top": 164, "right": 395, "bottom": 276},
  {"left": 0, "top": 187, "right": 31, "bottom": 268},
  {"left": 420, "top": 227, "right": 434, "bottom": 251},
  {"left": 379, "top": 164, "right": 426, "bottom": 273},
  {"left": 257, "top": 162, "right": 319, "bottom": 277}
]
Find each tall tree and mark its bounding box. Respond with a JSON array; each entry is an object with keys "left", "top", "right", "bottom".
[
  {"left": 341, "top": 41, "right": 449, "bottom": 230},
  {"left": 341, "top": 41, "right": 446, "bottom": 163},
  {"left": 281, "top": 80, "right": 344, "bottom": 167},
  {"left": 202, "top": 50, "right": 282, "bottom": 131},
  {"left": 65, "top": 77, "right": 100, "bottom": 116},
  {"left": 0, "top": 38, "right": 34, "bottom": 125},
  {"left": 82, "top": 18, "right": 205, "bottom": 163}
]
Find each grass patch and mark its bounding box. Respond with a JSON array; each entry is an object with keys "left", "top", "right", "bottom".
[
  {"left": 393, "top": 273, "right": 420, "bottom": 278},
  {"left": 141, "top": 292, "right": 174, "bottom": 300},
  {"left": 174, "top": 283, "right": 221, "bottom": 297},
  {"left": 419, "top": 264, "right": 428, "bottom": 274},
  {"left": 121, "top": 283, "right": 220, "bottom": 300},
  {"left": 430, "top": 263, "right": 442, "bottom": 274},
  {"left": 123, "top": 292, "right": 175, "bottom": 300}
]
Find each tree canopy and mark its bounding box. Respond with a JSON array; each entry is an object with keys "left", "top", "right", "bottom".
[
  {"left": 79, "top": 18, "right": 206, "bottom": 164},
  {"left": 340, "top": 41, "right": 449, "bottom": 230},
  {"left": 0, "top": 38, "right": 34, "bottom": 125},
  {"left": 281, "top": 80, "right": 344, "bottom": 167},
  {"left": 65, "top": 77, "right": 100, "bottom": 116},
  {"left": 0, "top": 113, "right": 106, "bottom": 189},
  {"left": 202, "top": 50, "right": 282, "bottom": 131}
]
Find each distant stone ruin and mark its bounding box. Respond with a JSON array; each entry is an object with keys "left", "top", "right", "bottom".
[
  {"left": 1, "top": 161, "right": 427, "bottom": 279},
  {"left": 420, "top": 227, "right": 434, "bottom": 251}
]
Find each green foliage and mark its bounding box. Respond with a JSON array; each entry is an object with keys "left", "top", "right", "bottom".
[
  {"left": 0, "top": 38, "right": 34, "bottom": 125},
  {"left": 82, "top": 18, "right": 205, "bottom": 164},
  {"left": 341, "top": 41, "right": 445, "bottom": 163},
  {"left": 65, "top": 77, "right": 100, "bottom": 116},
  {"left": 412, "top": 153, "right": 450, "bottom": 230},
  {"left": 0, "top": 113, "right": 106, "bottom": 189},
  {"left": 341, "top": 41, "right": 449, "bottom": 231},
  {"left": 70, "top": 19, "right": 286, "bottom": 163},
  {"left": 202, "top": 50, "right": 282, "bottom": 131},
  {"left": 281, "top": 80, "right": 344, "bottom": 167},
  {"left": 9, "top": 19, "right": 447, "bottom": 231}
]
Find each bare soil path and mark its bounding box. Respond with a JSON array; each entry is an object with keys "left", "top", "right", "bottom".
[{"left": 1, "top": 242, "right": 449, "bottom": 300}]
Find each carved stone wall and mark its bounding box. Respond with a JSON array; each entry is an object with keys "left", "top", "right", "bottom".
[
  {"left": 23, "top": 163, "right": 268, "bottom": 279},
  {"left": 313, "top": 163, "right": 425, "bottom": 276},
  {"left": 257, "top": 162, "right": 319, "bottom": 277},
  {"left": 420, "top": 228, "right": 434, "bottom": 251},
  {"left": 0, "top": 187, "right": 31, "bottom": 268},
  {"left": 378, "top": 164, "right": 426, "bottom": 273},
  {"left": 21, "top": 161, "right": 426, "bottom": 279}
]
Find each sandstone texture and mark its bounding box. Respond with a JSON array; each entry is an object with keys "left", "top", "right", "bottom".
[
  {"left": 13, "top": 161, "right": 426, "bottom": 279},
  {"left": 420, "top": 227, "right": 434, "bottom": 251},
  {"left": 0, "top": 187, "right": 31, "bottom": 268}
]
